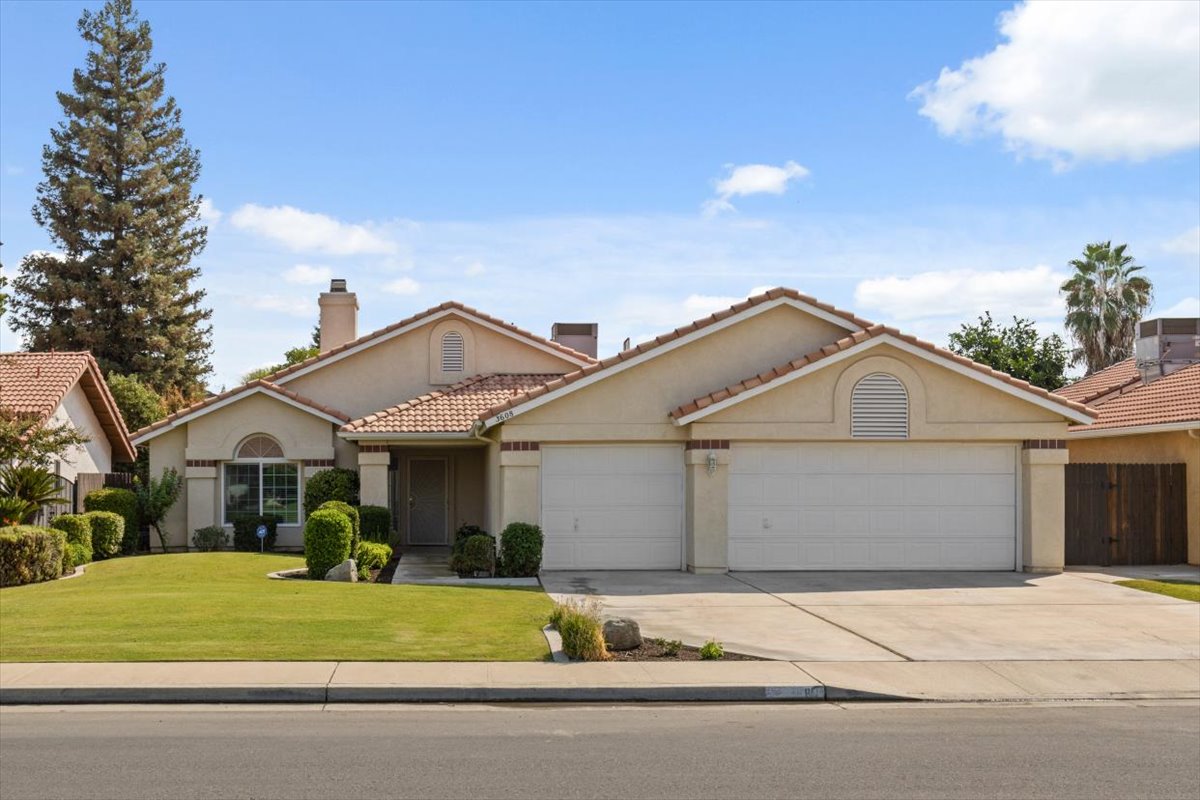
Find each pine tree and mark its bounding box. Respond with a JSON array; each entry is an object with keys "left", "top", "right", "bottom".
[{"left": 10, "top": 0, "right": 212, "bottom": 398}]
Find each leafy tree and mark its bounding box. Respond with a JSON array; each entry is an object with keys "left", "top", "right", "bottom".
[
  {"left": 106, "top": 373, "right": 166, "bottom": 433},
  {"left": 0, "top": 408, "right": 92, "bottom": 468},
  {"left": 948, "top": 313, "right": 1069, "bottom": 391},
  {"left": 1060, "top": 241, "right": 1153, "bottom": 375},
  {"left": 9, "top": 0, "right": 212, "bottom": 399},
  {"left": 135, "top": 467, "right": 182, "bottom": 552},
  {"left": 239, "top": 328, "right": 320, "bottom": 383}
]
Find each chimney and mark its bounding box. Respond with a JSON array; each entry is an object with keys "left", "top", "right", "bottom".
[
  {"left": 318, "top": 279, "right": 358, "bottom": 352},
  {"left": 1135, "top": 317, "right": 1200, "bottom": 384},
  {"left": 551, "top": 322, "right": 598, "bottom": 358}
]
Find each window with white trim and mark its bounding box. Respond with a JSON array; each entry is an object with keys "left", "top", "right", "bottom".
[
  {"left": 441, "top": 331, "right": 465, "bottom": 372},
  {"left": 851, "top": 373, "right": 909, "bottom": 439},
  {"left": 223, "top": 435, "right": 300, "bottom": 524}
]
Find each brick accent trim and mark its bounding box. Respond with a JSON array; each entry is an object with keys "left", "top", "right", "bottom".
[
  {"left": 1022, "top": 439, "right": 1067, "bottom": 450},
  {"left": 302, "top": 459, "right": 335, "bottom": 467},
  {"left": 185, "top": 459, "right": 217, "bottom": 468},
  {"left": 359, "top": 445, "right": 390, "bottom": 453},
  {"left": 500, "top": 441, "right": 540, "bottom": 452},
  {"left": 685, "top": 440, "right": 730, "bottom": 450}
]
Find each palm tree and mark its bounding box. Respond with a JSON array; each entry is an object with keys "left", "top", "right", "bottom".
[{"left": 1060, "top": 242, "right": 1153, "bottom": 375}]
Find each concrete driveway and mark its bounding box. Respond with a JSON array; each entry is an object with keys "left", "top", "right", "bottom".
[{"left": 540, "top": 568, "right": 1200, "bottom": 661}]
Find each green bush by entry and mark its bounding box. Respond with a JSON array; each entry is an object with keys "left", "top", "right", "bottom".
[
  {"left": 231, "top": 515, "right": 279, "bottom": 551},
  {"left": 0, "top": 525, "right": 66, "bottom": 587},
  {"left": 356, "top": 541, "right": 392, "bottom": 573},
  {"left": 317, "top": 501, "right": 359, "bottom": 555},
  {"left": 302, "top": 468, "right": 359, "bottom": 517},
  {"left": 450, "top": 533, "right": 495, "bottom": 577},
  {"left": 304, "top": 509, "right": 352, "bottom": 580},
  {"left": 192, "top": 525, "right": 228, "bottom": 552},
  {"left": 358, "top": 505, "right": 391, "bottom": 543},
  {"left": 83, "top": 488, "right": 139, "bottom": 555},
  {"left": 85, "top": 511, "right": 124, "bottom": 559},
  {"left": 452, "top": 524, "right": 487, "bottom": 557},
  {"left": 549, "top": 598, "right": 609, "bottom": 661},
  {"left": 50, "top": 514, "right": 93, "bottom": 571},
  {"left": 499, "top": 522, "right": 543, "bottom": 577}
]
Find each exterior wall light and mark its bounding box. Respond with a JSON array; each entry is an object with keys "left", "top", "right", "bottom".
[{"left": 706, "top": 450, "right": 718, "bottom": 476}]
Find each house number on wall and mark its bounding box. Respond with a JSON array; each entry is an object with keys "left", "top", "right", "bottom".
[{"left": 494, "top": 410, "right": 515, "bottom": 423}]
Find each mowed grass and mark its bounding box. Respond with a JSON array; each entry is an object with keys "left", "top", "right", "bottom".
[
  {"left": 1115, "top": 579, "right": 1200, "bottom": 603},
  {"left": 0, "top": 553, "right": 552, "bottom": 662}
]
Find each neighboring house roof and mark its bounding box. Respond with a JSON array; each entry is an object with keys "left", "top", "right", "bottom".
[
  {"left": 668, "top": 325, "right": 1098, "bottom": 425},
  {"left": 478, "top": 287, "right": 872, "bottom": 427},
  {"left": 341, "top": 374, "right": 562, "bottom": 437},
  {"left": 1056, "top": 359, "right": 1140, "bottom": 405},
  {"left": 131, "top": 379, "right": 351, "bottom": 444},
  {"left": 1062, "top": 362, "right": 1200, "bottom": 436},
  {"left": 0, "top": 351, "right": 136, "bottom": 463},
  {"left": 263, "top": 301, "right": 597, "bottom": 385}
]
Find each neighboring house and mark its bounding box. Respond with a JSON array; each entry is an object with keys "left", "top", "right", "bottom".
[
  {"left": 134, "top": 282, "right": 1096, "bottom": 572},
  {"left": 1056, "top": 318, "right": 1200, "bottom": 566},
  {"left": 0, "top": 351, "right": 137, "bottom": 482}
]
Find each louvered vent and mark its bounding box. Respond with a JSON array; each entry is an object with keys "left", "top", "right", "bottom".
[
  {"left": 441, "top": 331, "right": 465, "bottom": 372},
  {"left": 851, "top": 373, "right": 908, "bottom": 439}
]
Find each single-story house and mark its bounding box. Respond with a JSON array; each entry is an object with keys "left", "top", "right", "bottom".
[
  {"left": 134, "top": 282, "right": 1097, "bottom": 573},
  {"left": 1056, "top": 318, "right": 1199, "bottom": 565},
  {"left": 0, "top": 350, "right": 136, "bottom": 485}
]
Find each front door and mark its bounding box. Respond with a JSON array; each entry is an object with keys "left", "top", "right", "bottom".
[{"left": 407, "top": 457, "right": 449, "bottom": 545}]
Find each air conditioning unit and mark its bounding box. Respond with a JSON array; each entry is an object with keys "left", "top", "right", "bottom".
[{"left": 1135, "top": 318, "right": 1200, "bottom": 384}]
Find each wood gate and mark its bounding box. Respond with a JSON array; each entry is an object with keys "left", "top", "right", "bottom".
[{"left": 1064, "top": 463, "right": 1188, "bottom": 565}]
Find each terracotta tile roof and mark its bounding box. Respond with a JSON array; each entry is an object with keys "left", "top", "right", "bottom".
[
  {"left": 668, "top": 324, "right": 1099, "bottom": 422},
  {"left": 342, "top": 374, "right": 561, "bottom": 435},
  {"left": 1056, "top": 359, "right": 1140, "bottom": 405},
  {"left": 1066, "top": 362, "right": 1200, "bottom": 432},
  {"left": 131, "top": 379, "right": 351, "bottom": 442},
  {"left": 263, "top": 301, "right": 596, "bottom": 384},
  {"left": 0, "top": 351, "right": 136, "bottom": 463},
  {"left": 479, "top": 287, "right": 873, "bottom": 421}
]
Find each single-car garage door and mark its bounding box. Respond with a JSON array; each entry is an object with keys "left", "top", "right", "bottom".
[
  {"left": 541, "top": 445, "right": 683, "bottom": 569},
  {"left": 728, "top": 443, "right": 1017, "bottom": 570}
]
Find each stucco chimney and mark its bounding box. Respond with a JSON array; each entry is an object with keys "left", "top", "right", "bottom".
[
  {"left": 551, "top": 322, "right": 598, "bottom": 358},
  {"left": 318, "top": 279, "right": 358, "bottom": 352}
]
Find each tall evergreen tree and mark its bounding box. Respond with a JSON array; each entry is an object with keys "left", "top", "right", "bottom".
[{"left": 10, "top": 0, "right": 212, "bottom": 399}]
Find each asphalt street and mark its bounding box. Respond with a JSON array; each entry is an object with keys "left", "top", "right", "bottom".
[{"left": 1, "top": 701, "right": 1198, "bottom": 800}]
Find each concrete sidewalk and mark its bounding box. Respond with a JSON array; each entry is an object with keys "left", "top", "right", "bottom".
[{"left": 2, "top": 659, "right": 1197, "bottom": 704}]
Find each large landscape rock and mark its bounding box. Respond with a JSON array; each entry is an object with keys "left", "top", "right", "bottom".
[
  {"left": 602, "top": 617, "right": 642, "bottom": 651},
  {"left": 324, "top": 559, "right": 358, "bottom": 582}
]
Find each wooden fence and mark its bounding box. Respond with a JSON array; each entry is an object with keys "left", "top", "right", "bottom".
[{"left": 1065, "top": 463, "right": 1188, "bottom": 566}]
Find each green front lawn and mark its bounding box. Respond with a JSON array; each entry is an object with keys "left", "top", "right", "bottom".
[
  {"left": 0, "top": 553, "right": 552, "bottom": 662},
  {"left": 1115, "top": 579, "right": 1200, "bottom": 603}
]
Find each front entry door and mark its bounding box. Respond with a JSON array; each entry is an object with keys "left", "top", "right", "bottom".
[{"left": 407, "top": 458, "right": 449, "bottom": 545}]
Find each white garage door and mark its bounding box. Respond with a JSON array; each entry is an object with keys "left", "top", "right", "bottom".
[
  {"left": 728, "top": 443, "right": 1017, "bottom": 570},
  {"left": 541, "top": 445, "right": 683, "bottom": 570}
]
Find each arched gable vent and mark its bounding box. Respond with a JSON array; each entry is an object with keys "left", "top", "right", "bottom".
[
  {"left": 851, "top": 373, "right": 908, "bottom": 439},
  {"left": 237, "top": 434, "right": 284, "bottom": 459},
  {"left": 441, "top": 331, "right": 465, "bottom": 372}
]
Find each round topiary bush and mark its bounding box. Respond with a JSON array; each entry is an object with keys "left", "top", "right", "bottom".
[
  {"left": 317, "top": 500, "right": 360, "bottom": 555},
  {"left": 450, "top": 533, "right": 495, "bottom": 577},
  {"left": 50, "top": 514, "right": 93, "bottom": 571},
  {"left": 304, "top": 508, "right": 352, "bottom": 580},
  {"left": 0, "top": 525, "right": 66, "bottom": 587},
  {"left": 499, "top": 522, "right": 543, "bottom": 577},
  {"left": 358, "top": 505, "right": 391, "bottom": 543},
  {"left": 356, "top": 541, "right": 392, "bottom": 572},
  {"left": 302, "top": 468, "right": 359, "bottom": 517},
  {"left": 83, "top": 488, "right": 139, "bottom": 554},
  {"left": 85, "top": 511, "right": 124, "bottom": 559}
]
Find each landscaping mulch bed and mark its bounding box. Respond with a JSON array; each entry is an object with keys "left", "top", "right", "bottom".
[
  {"left": 607, "top": 639, "right": 764, "bottom": 662},
  {"left": 375, "top": 558, "right": 399, "bottom": 584}
]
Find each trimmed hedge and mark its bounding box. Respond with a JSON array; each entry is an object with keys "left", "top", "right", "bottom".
[
  {"left": 452, "top": 524, "right": 487, "bottom": 558},
  {"left": 304, "top": 508, "right": 353, "bottom": 580},
  {"left": 318, "top": 501, "right": 359, "bottom": 555},
  {"left": 192, "top": 525, "right": 228, "bottom": 551},
  {"left": 302, "top": 468, "right": 359, "bottom": 517},
  {"left": 450, "top": 533, "right": 495, "bottom": 577},
  {"left": 499, "top": 522, "right": 543, "bottom": 577},
  {"left": 50, "top": 514, "right": 93, "bottom": 571},
  {"left": 85, "top": 511, "right": 124, "bottom": 559},
  {"left": 358, "top": 505, "right": 391, "bottom": 543},
  {"left": 231, "top": 515, "right": 279, "bottom": 551},
  {"left": 356, "top": 541, "right": 392, "bottom": 572},
  {"left": 0, "top": 525, "right": 66, "bottom": 587},
  {"left": 83, "top": 488, "right": 139, "bottom": 555}
]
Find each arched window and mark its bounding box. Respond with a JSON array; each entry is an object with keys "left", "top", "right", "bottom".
[
  {"left": 441, "top": 331, "right": 465, "bottom": 372},
  {"left": 851, "top": 373, "right": 908, "bottom": 439},
  {"left": 223, "top": 434, "right": 299, "bottom": 525},
  {"left": 236, "top": 435, "right": 284, "bottom": 459}
]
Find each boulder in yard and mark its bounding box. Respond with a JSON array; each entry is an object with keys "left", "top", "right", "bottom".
[
  {"left": 602, "top": 617, "right": 642, "bottom": 651},
  {"left": 324, "top": 559, "right": 358, "bottom": 582}
]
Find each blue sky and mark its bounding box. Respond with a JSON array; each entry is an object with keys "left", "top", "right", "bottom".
[{"left": 2, "top": 0, "right": 1198, "bottom": 388}]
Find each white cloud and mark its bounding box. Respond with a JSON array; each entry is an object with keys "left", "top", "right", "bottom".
[
  {"left": 854, "top": 265, "right": 1066, "bottom": 322},
  {"left": 238, "top": 295, "right": 316, "bottom": 318},
  {"left": 912, "top": 1, "right": 1200, "bottom": 167},
  {"left": 464, "top": 261, "right": 486, "bottom": 277},
  {"left": 229, "top": 204, "right": 397, "bottom": 256},
  {"left": 283, "top": 264, "right": 333, "bottom": 285},
  {"left": 609, "top": 286, "right": 775, "bottom": 346},
  {"left": 1155, "top": 297, "right": 1200, "bottom": 318},
  {"left": 704, "top": 161, "right": 810, "bottom": 215},
  {"left": 382, "top": 277, "right": 421, "bottom": 295},
  {"left": 198, "top": 197, "right": 223, "bottom": 224},
  {"left": 1163, "top": 226, "right": 1200, "bottom": 256}
]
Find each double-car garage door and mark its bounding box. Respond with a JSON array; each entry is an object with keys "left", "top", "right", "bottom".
[{"left": 539, "top": 443, "right": 1017, "bottom": 571}]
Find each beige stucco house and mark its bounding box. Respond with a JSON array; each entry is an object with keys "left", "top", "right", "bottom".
[{"left": 133, "top": 283, "right": 1096, "bottom": 573}]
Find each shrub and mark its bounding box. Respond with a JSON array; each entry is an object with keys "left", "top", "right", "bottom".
[
  {"left": 302, "top": 468, "right": 359, "bottom": 516},
  {"left": 85, "top": 511, "right": 124, "bottom": 559},
  {"left": 356, "top": 541, "right": 392, "bottom": 575},
  {"left": 499, "top": 522, "right": 543, "bottom": 577},
  {"left": 653, "top": 637, "right": 683, "bottom": 657},
  {"left": 0, "top": 465, "right": 69, "bottom": 523},
  {"left": 50, "top": 514, "right": 93, "bottom": 571},
  {"left": 231, "top": 515, "right": 279, "bottom": 551},
  {"left": 318, "top": 500, "right": 359, "bottom": 555},
  {"left": 192, "top": 525, "right": 228, "bottom": 552},
  {"left": 699, "top": 639, "right": 724, "bottom": 660},
  {"left": 84, "top": 488, "right": 139, "bottom": 555},
  {"left": 550, "top": 598, "right": 610, "bottom": 661},
  {"left": 0, "top": 496, "right": 36, "bottom": 526},
  {"left": 450, "top": 533, "right": 495, "bottom": 577},
  {"left": 0, "top": 525, "right": 66, "bottom": 587},
  {"left": 304, "top": 508, "right": 352, "bottom": 580},
  {"left": 358, "top": 505, "right": 391, "bottom": 543},
  {"left": 452, "top": 524, "right": 487, "bottom": 556}
]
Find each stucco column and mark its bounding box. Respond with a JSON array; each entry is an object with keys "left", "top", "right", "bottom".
[
  {"left": 358, "top": 449, "right": 391, "bottom": 508},
  {"left": 685, "top": 447, "right": 730, "bottom": 573},
  {"left": 499, "top": 448, "right": 540, "bottom": 530},
  {"left": 1021, "top": 446, "right": 1069, "bottom": 573},
  {"left": 185, "top": 465, "right": 217, "bottom": 551}
]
